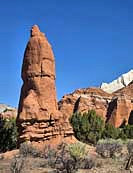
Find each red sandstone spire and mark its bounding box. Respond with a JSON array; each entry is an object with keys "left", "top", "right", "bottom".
[{"left": 17, "top": 25, "right": 75, "bottom": 146}]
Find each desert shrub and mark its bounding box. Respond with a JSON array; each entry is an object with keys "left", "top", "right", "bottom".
[
  {"left": 44, "top": 143, "right": 95, "bottom": 172},
  {"left": 10, "top": 155, "right": 25, "bottom": 173},
  {"left": 43, "top": 144, "right": 58, "bottom": 168},
  {"left": 122, "top": 125, "right": 133, "bottom": 139},
  {"left": 102, "top": 123, "right": 120, "bottom": 139},
  {"left": 96, "top": 139, "right": 123, "bottom": 158},
  {"left": 19, "top": 142, "right": 42, "bottom": 158},
  {"left": 11, "top": 142, "right": 95, "bottom": 173},
  {"left": 55, "top": 143, "right": 78, "bottom": 173},
  {"left": 0, "top": 117, "right": 17, "bottom": 152},
  {"left": 119, "top": 128, "right": 128, "bottom": 140},
  {"left": 70, "top": 110, "right": 105, "bottom": 144},
  {"left": 127, "top": 140, "right": 133, "bottom": 155},
  {"left": 18, "top": 143, "right": 78, "bottom": 172},
  {"left": 68, "top": 142, "right": 86, "bottom": 161},
  {"left": 44, "top": 142, "right": 95, "bottom": 173},
  {"left": 78, "top": 155, "right": 95, "bottom": 169}
]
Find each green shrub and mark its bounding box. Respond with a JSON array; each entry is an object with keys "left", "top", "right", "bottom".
[
  {"left": 122, "top": 125, "right": 133, "bottom": 139},
  {"left": 0, "top": 117, "right": 18, "bottom": 152},
  {"left": 69, "top": 142, "right": 95, "bottom": 170},
  {"left": 102, "top": 123, "right": 120, "bottom": 139},
  {"left": 68, "top": 142, "right": 86, "bottom": 161},
  {"left": 119, "top": 128, "right": 128, "bottom": 140},
  {"left": 70, "top": 110, "right": 105, "bottom": 144}
]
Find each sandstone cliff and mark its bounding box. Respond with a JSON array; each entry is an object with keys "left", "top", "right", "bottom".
[
  {"left": 58, "top": 88, "right": 113, "bottom": 120},
  {"left": 59, "top": 83, "right": 133, "bottom": 127}
]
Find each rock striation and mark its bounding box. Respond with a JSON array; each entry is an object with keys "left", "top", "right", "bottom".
[
  {"left": 58, "top": 88, "right": 113, "bottom": 120},
  {"left": 100, "top": 69, "right": 133, "bottom": 93},
  {"left": 17, "top": 25, "right": 74, "bottom": 146},
  {"left": 59, "top": 82, "right": 133, "bottom": 128}
]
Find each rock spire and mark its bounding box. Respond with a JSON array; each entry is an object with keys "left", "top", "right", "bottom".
[{"left": 17, "top": 25, "right": 75, "bottom": 146}]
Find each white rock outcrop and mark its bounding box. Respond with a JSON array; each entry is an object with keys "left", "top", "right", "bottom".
[
  {"left": 100, "top": 69, "right": 133, "bottom": 93},
  {"left": 0, "top": 104, "right": 16, "bottom": 113},
  {"left": 0, "top": 104, "right": 17, "bottom": 119}
]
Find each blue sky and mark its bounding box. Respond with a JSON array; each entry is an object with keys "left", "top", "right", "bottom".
[{"left": 0, "top": 0, "right": 133, "bottom": 107}]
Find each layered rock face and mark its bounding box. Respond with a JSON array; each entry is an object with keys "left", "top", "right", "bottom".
[
  {"left": 59, "top": 83, "right": 133, "bottom": 127},
  {"left": 59, "top": 88, "right": 113, "bottom": 120},
  {"left": 17, "top": 25, "right": 74, "bottom": 145},
  {"left": 100, "top": 69, "right": 133, "bottom": 93}
]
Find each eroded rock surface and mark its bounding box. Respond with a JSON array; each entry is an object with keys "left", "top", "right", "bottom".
[
  {"left": 58, "top": 88, "right": 113, "bottom": 120},
  {"left": 59, "top": 84, "right": 133, "bottom": 127},
  {"left": 17, "top": 25, "right": 74, "bottom": 146}
]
